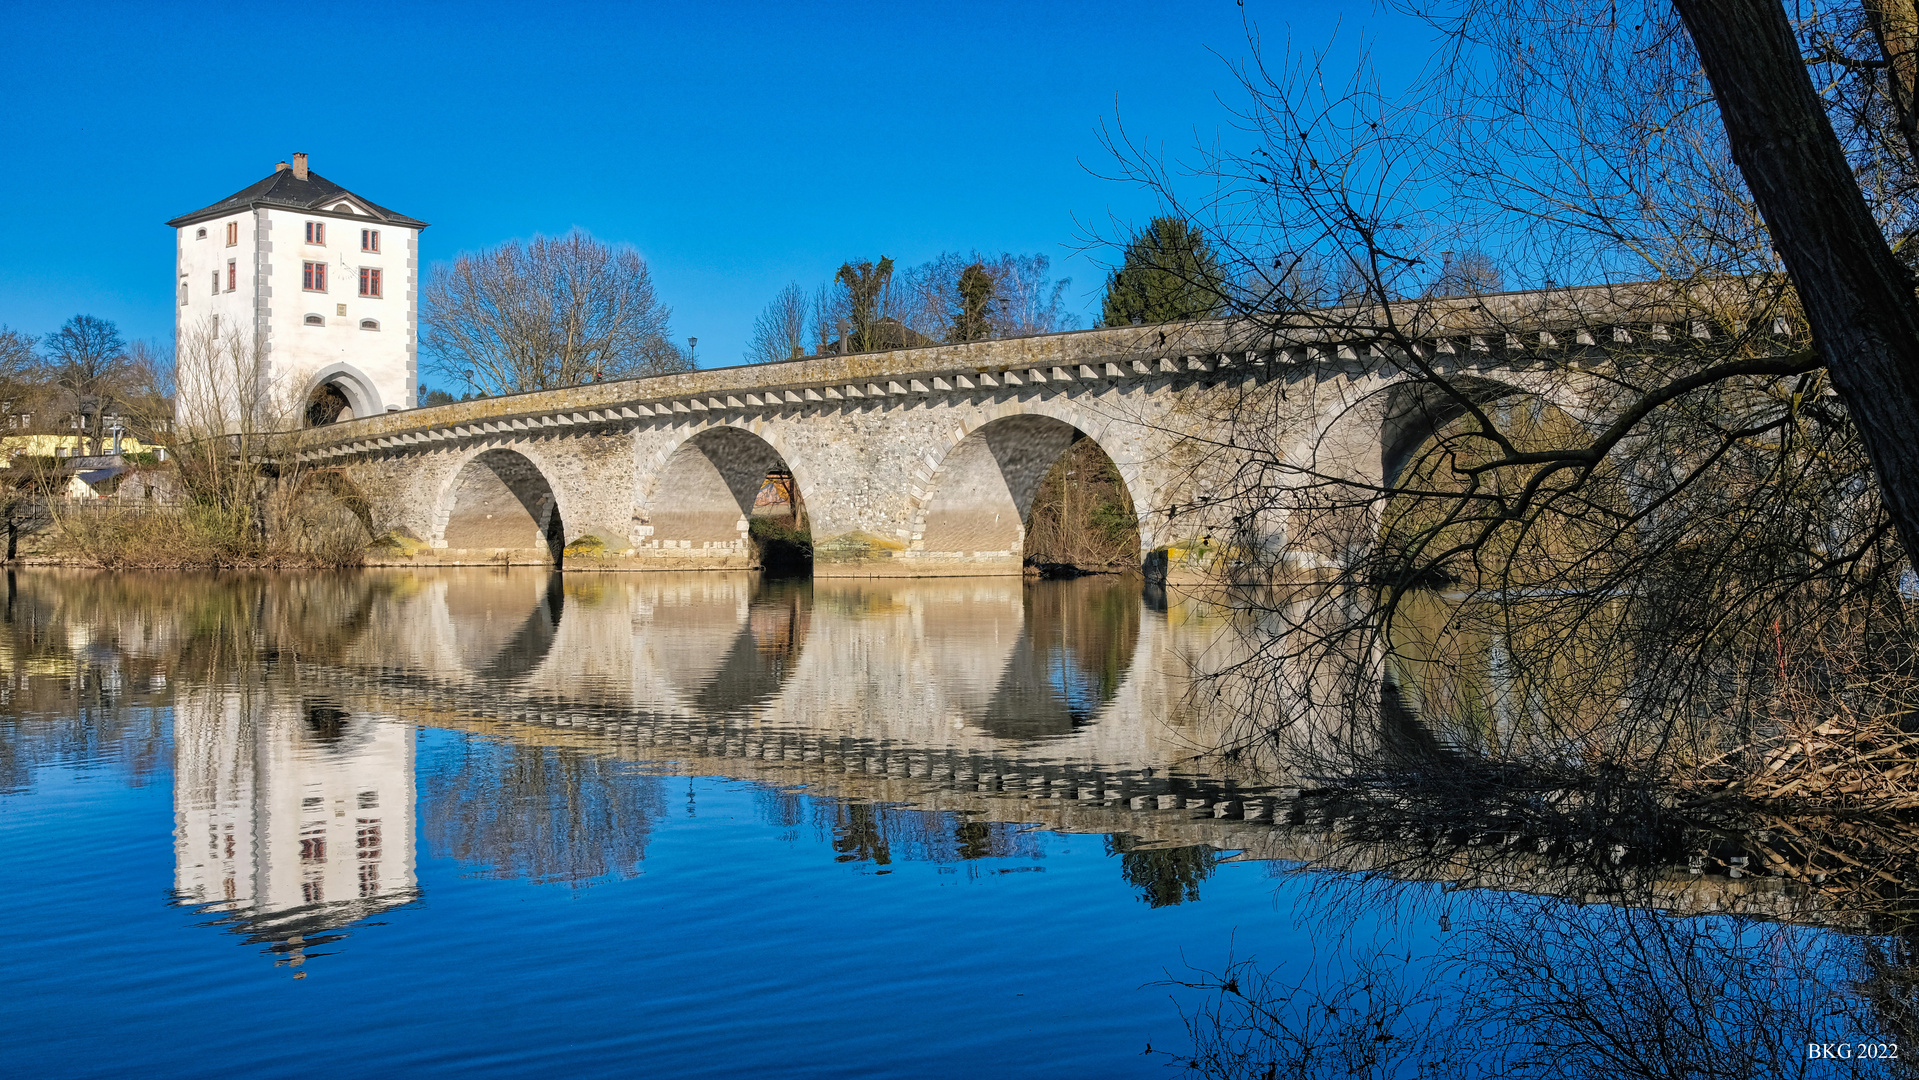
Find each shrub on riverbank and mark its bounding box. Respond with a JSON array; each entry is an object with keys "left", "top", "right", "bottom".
[
  {"left": 39, "top": 460, "right": 374, "bottom": 570},
  {"left": 49, "top": 493, "right": 368, "bottom": 569},
  {"left": 1024, "top": 437, "right": 1138, "bottom": 573}
]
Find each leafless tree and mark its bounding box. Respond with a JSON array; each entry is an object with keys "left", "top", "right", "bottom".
[
  {"left": 0, "top": 325, "right": 35, "bottom": 381},
  {"left": 163, "top": 314, "right": 305, "bottom": 545},
  {"left": 117, "top": 340, "right": 174, "bottom": 447},
  {"left": 1424, "top": 249, "right": 1504, "bottom": 299},
  {"left": 0, "top": 325, "right": 45, "bottom": 434},
  {"left": 423, "top": 230, "right": 689, "bottom": 396},
  {"left": 898, "top": 252, "right": 1078, "bottom": 342},
  {"left": 785, "top": 250, "right": 1074, "bottom": 356},
  {"left": 834, "top": 258, "right": 898, "bottom": 353},
  {"left": 1676, "top": 0, "right": 1919, "bottom": 563},
  {"left": 745, "top": 282, "right": 811, "bottom": 364},
  {"left": 40, "top": 315, "right": 127, "bottom": 456},
  {"left": 1087, "top": 2, "right": 1919, "bottom": 811}
]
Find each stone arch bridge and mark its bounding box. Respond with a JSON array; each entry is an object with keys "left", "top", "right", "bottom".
[{"left": 292, "top": 296, "right": 1754, "bottom": 576}]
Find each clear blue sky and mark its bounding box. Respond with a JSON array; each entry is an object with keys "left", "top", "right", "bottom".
[{"left": 0, "top": 1, "right": 1431, "bottom": 375}]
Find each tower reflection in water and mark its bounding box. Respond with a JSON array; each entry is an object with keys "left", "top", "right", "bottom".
[{"left": 172, "top": 689, "right": 418, "bottom": 972}]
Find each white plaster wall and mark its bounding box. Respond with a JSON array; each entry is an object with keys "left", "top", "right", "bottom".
[
  {"left": 260, "top": 206, "right": 416, "bottom": 419},
  {"left": 173, "top": 211, "right": 260, "bottom": 358}
]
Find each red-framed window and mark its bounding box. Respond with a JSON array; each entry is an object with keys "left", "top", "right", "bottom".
[
  {"left": 226, "top": 260, "right": 236, "bottom": 292},
  {"left": 361, "top": 228, "right": 379, "bottom": 253},
  {"left": 305, "top": 221, "right": 325, "bottom": 245},
  {"left": 358, "top": 267, "right": 382, "bottom": 298},
  {"left": 224, "top": 221, "right": 238, "bottom": 246},
  {"left": 303, "top": 261, "right": 327, "bottom": 292}
]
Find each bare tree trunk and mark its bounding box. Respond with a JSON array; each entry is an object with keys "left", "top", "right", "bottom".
[
  {"left": 1675, "top": 0, "right": 1919, "bottom": 561},
  {"left": 1868, "top": 0, "right": 1919, "bottom": 168}
]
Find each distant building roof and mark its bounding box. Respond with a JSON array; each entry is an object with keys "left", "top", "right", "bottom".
[
  {"left": 166, "top": 156, "right": 428, "bottom": 229},
  {"left": 828, "top": 317, "right": 939, "bottom": 354}
]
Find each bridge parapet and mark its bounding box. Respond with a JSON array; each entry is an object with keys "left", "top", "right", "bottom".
[{"left": 297, "top": 288, "right": 1801, "bottom": 576}]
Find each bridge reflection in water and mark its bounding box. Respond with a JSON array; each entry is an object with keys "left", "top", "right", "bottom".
[
  {"left": 0, "top": 569, "right": 1865, "bottom": 971},
  {"left": 145, "top": 568, "right": 1255, "bottom": 961},
  {"left": 311, "top": 570, "right": 1245, "bottom": 814}
]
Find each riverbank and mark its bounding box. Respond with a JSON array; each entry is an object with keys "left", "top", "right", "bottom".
[{"left": 14, "top": 500, "right": 366, "bottom": 570}]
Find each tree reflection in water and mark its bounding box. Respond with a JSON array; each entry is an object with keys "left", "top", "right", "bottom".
[
  {"left": 1106, "top": 834, "right": 1221, "bottom": 907},
  {"left": 817, "top": 799, "right": 1042, "bottom": 869},
  {"left": 419, "top": 738, "right": 665, "bottom": 887},
  {"left": 1165, "top": 883, "right": 1913, "bottom": 1079}
]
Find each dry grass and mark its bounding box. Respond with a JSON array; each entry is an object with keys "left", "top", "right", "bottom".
[
  {"left": 47, "top": 483, "right": 370, "bottom": 570},
  {"left": 1682, "top": 641, "right": 1919, "bottom": 810}
]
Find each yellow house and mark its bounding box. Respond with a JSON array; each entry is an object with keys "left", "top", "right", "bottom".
[{"left": 0, "top": 434, "right": 165, "bottom": 464}]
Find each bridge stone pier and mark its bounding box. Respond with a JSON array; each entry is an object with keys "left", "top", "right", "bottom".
[{"left": 292, "top": 296, "right": 1705, "bottom": 576}]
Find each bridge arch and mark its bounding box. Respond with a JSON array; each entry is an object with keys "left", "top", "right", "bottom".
[
  {"left": 635, "top": 423, "right": 813, "bottom": 570},
  {"left": 1278, "top": 373, "right": 1607, "bottom": 570},
  {"left": 1374, "top": 379, "right": 1636, "bottom": 760},
  {"left": 301, "top": 362, "right": 384, "bottom": 427},
  {"left": 432, "top": 446, "right": 571, "bottom": 564},
  {"left": 907, "top": 401, "right": 1147, "bottom": 573}
]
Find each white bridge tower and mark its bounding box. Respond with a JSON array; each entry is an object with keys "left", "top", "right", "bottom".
[{"left": 168, "top": 153, "right": 427, "bottom": 430}]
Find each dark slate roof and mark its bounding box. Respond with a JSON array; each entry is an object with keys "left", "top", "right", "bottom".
[{"left": 166, "top": 167, "right": 428, "bottom": 229}]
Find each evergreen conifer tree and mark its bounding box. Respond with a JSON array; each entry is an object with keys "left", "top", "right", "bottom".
[{"left": 1099, "top": 217, "right": 1228, "bottom": 326}]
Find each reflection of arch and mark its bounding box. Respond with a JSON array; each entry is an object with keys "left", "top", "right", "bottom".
[
  {"left": 444, "top": 572, "right": 565, "bottom": 681},
  {"left": 649, "top": 576, "right": 811, "bottom": 718},
  {"left": 912, "top": 411, "right": 1145, "bottom": 566},
  {"left": 1375, "top": 381, "right": 1635, "bottom": 754},
  {"left": 640, "top": 426, "right": 809, "bottom": 566},
  {"left": 297, "top": 697, "right": 376, "bottom": 755},
  {"left": 301, "top": 362, "right": 384, "bottom": 427},
  {"left": 436, "top": 448, "right": 568, "bottom": 564},
  {"left": 971, "top": 577, "right": 1140, "bottom": 740}
]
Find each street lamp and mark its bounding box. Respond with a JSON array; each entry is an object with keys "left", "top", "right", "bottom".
[{"left": 688, "top": 337, "right": 698, "bottom": 365}]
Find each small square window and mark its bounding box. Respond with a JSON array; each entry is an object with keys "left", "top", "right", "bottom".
[
  {"left": 305, "top": 221, "right": 325, "bottom": 245},
  {"left": 303, "top": 261, "right": 327, "bottom": 292},
  {"left": 361, "top": 229, "right": 379, "bottom": 253},
  {"left": 358, "top": 267, "right": 382, "bottom": 298},
  {"left": 195, "top": 227, "right": 207, "bottom": 240},
  {"left": 225, "top": 222, "right": 238, "bottom": 246}
]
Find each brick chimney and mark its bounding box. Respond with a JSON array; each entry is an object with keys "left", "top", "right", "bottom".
[
  {"left": 292, "top": 152, "right": 308, "bottom": 180},
  {"left": 275, "top": 161, "right": 289, "bottom": 173}
]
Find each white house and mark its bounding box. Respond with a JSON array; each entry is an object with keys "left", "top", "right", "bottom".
[{"left": 168, "top": 153, "right": 427, "bottom": 429}]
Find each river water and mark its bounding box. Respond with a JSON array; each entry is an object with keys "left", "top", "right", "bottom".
[{"left": 0, "top": 570, "right": 1898, "bottom": 1077}]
